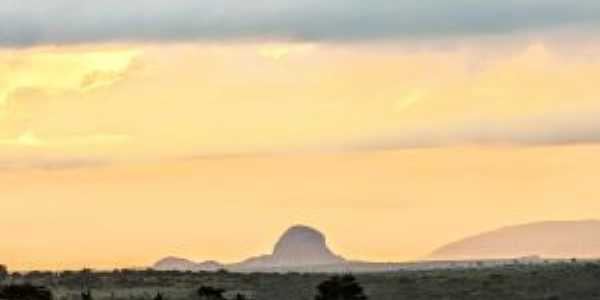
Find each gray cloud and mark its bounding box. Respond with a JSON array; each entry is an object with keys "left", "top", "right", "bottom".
[{"left": 1, "top": 0, "right": 600, "bottom": 46}]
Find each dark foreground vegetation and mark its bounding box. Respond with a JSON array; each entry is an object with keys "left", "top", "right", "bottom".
[{"left": 3, "top": 261, "right": 600, "bottom": 300}]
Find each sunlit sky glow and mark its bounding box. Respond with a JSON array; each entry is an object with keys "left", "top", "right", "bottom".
[{"left": 2, "top": 0, "right": 600, "bottom": 270}]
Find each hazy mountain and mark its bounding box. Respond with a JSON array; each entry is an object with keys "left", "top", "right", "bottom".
[
  {"left": 272, "top": 225, "right": 345, "bottom": 265},
  {"left": 153, "top": 257, "right": 223, "bottom": 272},
  {"left": 154, "top": 221, "right": 600, "bottom": 273},
  {"left": 153, "top": 225, "right": 345, "bottom": 272},
  {"left": 232, "top": 225, "right": 346, "bottom": 270},
  {"left": 430, "top": 220, "right": 600, "bottom": 260}
]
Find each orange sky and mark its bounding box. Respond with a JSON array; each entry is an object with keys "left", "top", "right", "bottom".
[
  {"left": 2, "top": 37, "right": 600, "bottom": 270},
  {"left": 3, "top": 146, "right": 600, "bottom": 270}
]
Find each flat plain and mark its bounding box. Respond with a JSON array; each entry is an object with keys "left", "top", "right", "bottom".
[{"left": 6, "top": 261, "right": 600, "bottom": 300}]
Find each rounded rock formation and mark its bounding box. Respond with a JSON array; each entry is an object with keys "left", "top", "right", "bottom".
[{"left": 270, "top": 225, "right": 345, "bottom": 266}]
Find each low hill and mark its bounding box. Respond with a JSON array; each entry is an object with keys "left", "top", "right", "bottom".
[
  {"left": 430, "top": 220, "right": 600, "bottom": 260},
  {"left": 153, "top": 257, "right": 223, "bottom": 272}
]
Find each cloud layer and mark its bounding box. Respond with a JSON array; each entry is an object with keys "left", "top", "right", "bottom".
[
  {"left": 2, "top": 40, "right": 600, "bottom": 170},
  {"left": 351, "top": 111, "right": 600, "bottom": 151},
  {"left": 2, "top": 0, "right": 600, "bottom": 46}
]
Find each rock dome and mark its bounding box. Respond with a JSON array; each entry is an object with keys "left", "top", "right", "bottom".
[{"left": 270, "top": 225, "right": 345, "bottom": 266}]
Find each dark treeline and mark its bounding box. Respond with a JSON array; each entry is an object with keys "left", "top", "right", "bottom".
[
  {"left": 0, "top": 284, "right": 53, "bottom": 300},
  {"left": 3, "top": 262, "right": 600, "bottom": 299},
  {"left": 1, "top": 269, "right": 365, "bottom": 300}
]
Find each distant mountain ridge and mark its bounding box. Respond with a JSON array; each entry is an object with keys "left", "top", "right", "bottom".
[
  {"left": 153, "top": 220, "right": 600, "bottom": 273},
  {"left": 430, "top": 220, "right": 600, "bottom": 260},
  {"left": 153, "top": 225, "right": 347, "bottom": 272}
]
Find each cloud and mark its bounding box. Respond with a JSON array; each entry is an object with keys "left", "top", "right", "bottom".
[
  {"left": 1, "top": 0, "right": 600, "bottom": 46},
  {"left": 0, "top": 131, "right": 130, "bottom": 148},
  {"left": 258, "top": 44, "right": 316, "bottom": 60},
  {"left": 0, "top": 131, "right": 45, "bottom": 147},
  {"left": 0, "top": 48, "right": 140, "bottom": 106},
  {"left": 0, "top": 157, "right": 109, "bottom": 171},
  {"left": 0, "top": 131, "right": 128, "bottom": 171},
  {"left": 350, "top": 111, "right": 600, "bottom": 150},
  {"left": 2, "top": 41, "right": 600, "bottom": 168},
  {"left": 80, "top": 70, "right": 128, "bottom": 90},
  {"left": 393, "top": 91, "right": 424, "bottom": 112}
]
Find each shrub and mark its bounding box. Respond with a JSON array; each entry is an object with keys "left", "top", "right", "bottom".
[
  {"left": 314, "top": 275, "right": 367, "bottom": 300},
  {"left": 0, "top": 284, "right": 53, "bottom": 300}
]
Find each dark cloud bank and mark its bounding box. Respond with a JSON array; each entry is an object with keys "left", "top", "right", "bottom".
[{"left": 1, "top": 0, "right": 600, "bottom": 46}]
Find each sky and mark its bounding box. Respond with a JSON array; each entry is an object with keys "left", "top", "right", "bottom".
[{"left": 1, "top": 1, "right": 600, "bottom": 270}]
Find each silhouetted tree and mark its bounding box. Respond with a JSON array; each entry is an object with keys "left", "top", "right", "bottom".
[
  {"left": 0, "top": 284, "right": 53, "bottom": 300},
  {"left": 0, "top": 265, "right": 8, "bottom": 283},
  {"left": 234, "top": 293, "right": 248, "bottom": 300},
  {"left": 315, "top": 274, "right": 368, "bottom": 300},
  {"left": 79, "top": 269, "right": 94, "bottom": 289},
  {"left": 81, "top": 289, "right": 93, "bottom": 300},
  {"left": 10, "top": 272, "right": 22, "bottom": 284},
  {"left": 154, "top": 291, "right": 164, "bottom": 300},
  {"left": 197, "top": 286, "right": 226, "bottom": 300}
]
